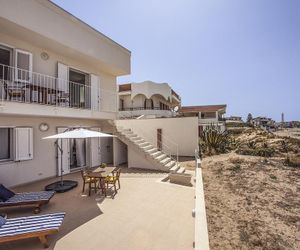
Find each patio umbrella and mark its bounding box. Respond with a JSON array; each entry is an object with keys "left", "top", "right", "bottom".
[{"left": 43, "top": 128, "right": 115, "bottom": 193}]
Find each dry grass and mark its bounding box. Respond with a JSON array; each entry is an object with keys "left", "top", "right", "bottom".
[{"left": 202, "top": 153, "right": 300, "bottom": 250}]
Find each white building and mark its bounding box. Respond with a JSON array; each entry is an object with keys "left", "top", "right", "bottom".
[
  {"left": 118, "top": 81, "right": 181, "bottom": 119},
  {"left": 0, "top": 0, "right": 130, "bottom": 187},
  {"left": 179, "top": 105, "right": 227, "bottom": 136},
  {"left": 0, "top": 0, "right": 198, "bottom": 187}
]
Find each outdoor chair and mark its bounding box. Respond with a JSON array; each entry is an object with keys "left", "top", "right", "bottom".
[
  {"left": 80, "top": 170, "right": 98, "bottom": 196},
  {"left": 104, "top": 168, "right": 121, "bottom": 197},
  {"left": 0, "top": 212, "right": 65, "bottom": 248},
  {"left": 0, "top": 185, "right": 55, "bottom": 214},
  {"left": 3, "top": 81, "right": 26, "bottom": 101}
]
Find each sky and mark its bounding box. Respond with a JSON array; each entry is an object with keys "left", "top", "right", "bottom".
[{"left": 52, "top": 0, "right": 300, "bottom": 121}]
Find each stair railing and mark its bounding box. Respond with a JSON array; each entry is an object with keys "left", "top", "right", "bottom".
[{"left": 120, "top": 124, "right": 179, "bottom": 166}]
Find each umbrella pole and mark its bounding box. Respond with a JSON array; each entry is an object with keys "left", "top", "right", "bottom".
[{"left": 56, "top": 139, "right": 64, "bottom": 186}]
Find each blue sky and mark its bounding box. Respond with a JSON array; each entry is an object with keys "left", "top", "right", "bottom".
[{"left": 52, "top": 0, "right": 300, "bottom": 121}]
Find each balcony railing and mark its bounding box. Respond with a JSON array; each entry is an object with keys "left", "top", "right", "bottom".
[
  {"left": 0, "top": 64, "right": 117, "bottom": 112},
  {"left": 119, "top": 107, "right": 171, "bottom": 111}
]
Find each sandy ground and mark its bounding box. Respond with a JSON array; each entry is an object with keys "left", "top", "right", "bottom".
[
  {"left": 0, "top": 168, "right": 195, "bottom": 250},
  {"left": 201, "top": 153, "right": 300, "bottom": 250},
  {"left": 274, "top": 128, "right": 300, "bottom": 140}
]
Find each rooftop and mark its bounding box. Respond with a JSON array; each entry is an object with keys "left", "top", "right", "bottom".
[
  {"left": 0, "top": 167, "right": 195, "bottom": 250},
  {"left": 179, "top": 104, "right": 227, "bottom": 113}
]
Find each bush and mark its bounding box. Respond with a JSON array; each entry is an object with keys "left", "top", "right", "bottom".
[
  {"left": 200, "top": 125, "right": 230, "bottom": 155},
  {"left": 236, "top": 147, "right": 275, "bottom": 157}
]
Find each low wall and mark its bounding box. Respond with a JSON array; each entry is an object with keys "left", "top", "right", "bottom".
[
  {"left": 194, "top": 154, "right": 210, "bottom": 250},
  {"left": 115, "top": 117, "right": 198, "bottom": 156}
]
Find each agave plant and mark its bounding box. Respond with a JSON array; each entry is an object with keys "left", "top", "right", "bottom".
[{"left": 200, "top": 125, "right": 230, "bottom": 155}]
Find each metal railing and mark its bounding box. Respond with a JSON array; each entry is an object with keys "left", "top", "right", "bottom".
[
  {"left": 119, "top": 107, "right": 171, "bottom": 111},
  {"left": 130, "top": 125, "right": 179, "bottom": 165},
  {"left": 0, "top": 63, "right": 117, "bottom": 112}
]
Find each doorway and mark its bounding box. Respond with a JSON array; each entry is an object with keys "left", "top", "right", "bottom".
[
  {"left": 69, "top": 68, "right": 90, "bottom": 109},
  {"left": 69, "top": 138, "right": 88, "bottom": 170},
  {"left": 100, "top": 136, "right": 113, "bottom": 164}
]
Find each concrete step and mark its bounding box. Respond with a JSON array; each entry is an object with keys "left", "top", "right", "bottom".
[
  {"left": 160, "top": 157, "right": 171, "bottom": 165},
  {"left": 176, "top": 167, "right": 185, "bottom": 174},
  {"left": 151, "top": 151, "right": 162, "bottom": 158},
  {"left": 146, "top": 148, "right": 157, "bottom": 154},
  {"left": 134, "top": 139, "right": 146, "bottom": 144},
  {"left": 165, "top": 160, "right": 176, "bottom": 169},
  {"left": 141, "top": 145, "right": 153, "bottom": 151},
  {"left": 155, "top": 154, "right": 167, "bottom": 161},
  {"left": 138, "top": 142, "right": 150, "bottom": 147},
  {"left": 170, "top": 164, "right": 180, "bottom": 173},
  {"left": 131, "top": 136, "right": 142, "bottom": 141}
]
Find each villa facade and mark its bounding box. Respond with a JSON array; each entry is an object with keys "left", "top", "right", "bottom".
[
  {"left": 118, "top": 81, "right": 181, "bottom": 119},
  {"left": 0, "top": 0, "right": 131, "bottom": 187}
]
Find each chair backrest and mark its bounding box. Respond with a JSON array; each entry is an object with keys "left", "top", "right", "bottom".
[
  {"left": 113, "top": 168, "right": 121, "bottom": 180},
  {"left": 80, "top": 170, "right": 90, "bottom": 181}
]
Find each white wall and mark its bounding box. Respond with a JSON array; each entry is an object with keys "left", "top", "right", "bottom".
[
  {"left": 113, "top": 138, "right": 127, "bottom": 166},
  {"left": 127, "top": 147, "right": 156, "bottom": 170},
  {"left": 0, "top": 0, "right": 130, "bottom": 76},
  {"left": 0, "top": 32, "right": 118, "bottom": 114},
  {"left": 0, "top": 115, "right": 109, "bottom": 187},
  {"left": 116, "top": 117, "right": 198, "bottom": 156}
]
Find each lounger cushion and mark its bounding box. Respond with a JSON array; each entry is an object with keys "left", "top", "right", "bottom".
[
  {"left": 0, "top": 213, "right": 65, "bottom": 237},
  {"left": 0, "top": 185, "right": 15, "bottom": 202},
  {"left": 0, "top": 191, "right": 55, "bottom": 205},
  {"left": 0, "top": 217, "right": 6, "bottom": 228}
]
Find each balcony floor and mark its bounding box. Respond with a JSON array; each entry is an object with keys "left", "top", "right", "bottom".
[{"left": 0, "top": 167, "right": 195, "bottom": 250}]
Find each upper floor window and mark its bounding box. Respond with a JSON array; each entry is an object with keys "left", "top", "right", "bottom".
[
  {"left": 201, "top": 112, "right": 216, "bottom": 119},
  {"left": 144, "top": 98, "right": 153, "bottom": 109}
]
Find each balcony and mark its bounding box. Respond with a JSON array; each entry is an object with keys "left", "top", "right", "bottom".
[
  {"left": 119, "top": 107, "right": 173, "bottom": 119},
  {"left": 0, "top": 64, "right": 117, "bottom": 119}
]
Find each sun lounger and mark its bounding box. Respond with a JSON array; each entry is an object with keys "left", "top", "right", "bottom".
[
  {"left": 0, "top": 212, "right": 65, "bottom": 248},
  {"left": 0, "top": 191, "right": 55, "bottom": 214}
]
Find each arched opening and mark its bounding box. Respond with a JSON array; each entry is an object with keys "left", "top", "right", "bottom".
[{"left": 144, "top": 98, "right": 154, "bottom": 109}]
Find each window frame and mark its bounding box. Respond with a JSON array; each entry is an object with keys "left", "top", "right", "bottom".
[
  {"left": 0, "top": 127, "right": 14, "bottom": 162},
  {"left": 14, "top": 49, "right": 33, "bottom": 83}
]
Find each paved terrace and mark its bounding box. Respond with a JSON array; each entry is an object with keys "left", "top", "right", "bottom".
[{"left": 0, "top": 168, "right": 195, "bottom": 250}]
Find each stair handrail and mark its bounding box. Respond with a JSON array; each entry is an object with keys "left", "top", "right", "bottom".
[{"left": 120, "top": 124, "right": 178, "bottom": 165}]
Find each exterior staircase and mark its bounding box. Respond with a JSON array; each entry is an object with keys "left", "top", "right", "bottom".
[{"left": 115, "top": 126, "right": 185, "bottom": 174}]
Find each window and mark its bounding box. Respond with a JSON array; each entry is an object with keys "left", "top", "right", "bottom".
[
  {"left": 201, "top": 112, "right": 216, "bottom": 119},
  {"left": 0, "top": 45, "right": 13, "bottom": 81},
  {"left": 0, "top": 128, "right": 13, "bottom": 161},
  {"left": 69, "top": 68, "right": 90, "bottom": 108},
  {"left": 15, "top": 49, "right": 33, "bottom": 82},
  {"left": 144, "top": 98, "right": 153, "bottom": 109},
  {"left": 119, "top": 99, "right": 124, "bottom": 110}
]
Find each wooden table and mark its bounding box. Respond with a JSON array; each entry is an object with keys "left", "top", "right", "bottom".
[{"left": 87, "top": 167, "right": 116, "bottom": 196}]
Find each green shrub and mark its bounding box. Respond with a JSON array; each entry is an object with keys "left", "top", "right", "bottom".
[
  {"left": 200, "top": 125, "right": 230, "bottom": 155},
  {"left": 236, "top": 147, "right": 275, "bottom": 157}
]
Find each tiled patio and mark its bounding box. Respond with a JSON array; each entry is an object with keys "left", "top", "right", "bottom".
[{"left": 0, "top": 168, "right": 195, "bottom": 250}]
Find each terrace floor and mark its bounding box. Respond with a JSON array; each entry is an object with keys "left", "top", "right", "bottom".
[{"left": 0, "top": 167, "right": 195, "bottom": 250}]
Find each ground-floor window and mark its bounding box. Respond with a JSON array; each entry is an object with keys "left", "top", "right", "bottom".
[{"left": 0, "top": 128, "right": 12, "bottom": 161}]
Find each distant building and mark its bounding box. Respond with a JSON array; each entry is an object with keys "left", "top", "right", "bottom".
[
  {"left": 251, "top": 117, "right": 276, "bottom": 131},
  {"left": 225, "top": 116, "right": 243, "bottom": 123},
  {"left": 179, "top": 104, "right": 227, "bottom": 136},
  {"left": 118, "top": 81, "right": 181, "bottom": 119}
]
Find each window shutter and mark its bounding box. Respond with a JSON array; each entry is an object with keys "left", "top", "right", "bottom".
[
  {"left": 14, "top": 127, "right": 33, "bottom": 161},
  {"left": 90, "top": 74, "right": 100, "bottom": 111},
  {"left": 14, "top": 49, "right": 32, "bottom": 82},
  {"left": 57, "top": 62, "right": 69, "bottom": 93}
]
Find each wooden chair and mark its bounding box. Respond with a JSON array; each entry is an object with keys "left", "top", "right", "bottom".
[
  {"left": 80, "top": 170, "right": 98, "bottom": 196},
  {"left": 0, "top": 212, "right": 65, "bottom": 248},
  {"left": 104, "top": 168, "right": 121, "bottom": 197}
]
